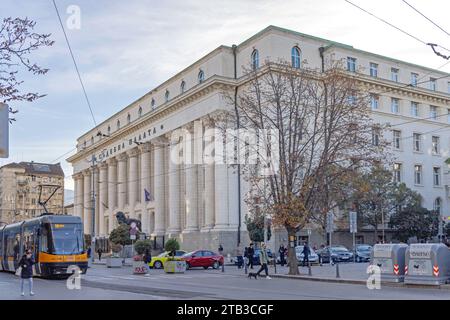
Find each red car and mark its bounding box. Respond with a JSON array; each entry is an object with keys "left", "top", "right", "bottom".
[{"left": 182, "top": 250, "right": 224, "bottom": 269}]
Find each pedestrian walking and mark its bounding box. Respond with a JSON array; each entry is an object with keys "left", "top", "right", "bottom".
[
  {"left": 97, "top": 248, "right": 103, "bottom": 262},
  {"left": 302, "top": 242, "right": 310, "bottom": 267},
  {"left": 87, "top": 246, "right": 92, "bottom": 259},
  {"left": 246, "top": 243, "right": 255, "bottom": 269},
  {"left": 235, "top": 246, "right": 244, "bottom": 269},
  {"left": 143, "top": 248, "right": 152, "bottom": 276},
  {"left": 218, "top": 244, "right": 224, "bottom": 255},
  {"left": 255, "top": 243, "right": 271, "bottom": 279},
  {"left": 17, "top": 249, "right": 35, "bottom": 296},
  {"left": 278, "top": 244, "right": 286, "bottom": 267}
]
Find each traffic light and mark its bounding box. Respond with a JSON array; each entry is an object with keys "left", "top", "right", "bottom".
[{"left": 0, "top": 103, "right": 8, "bottom": 158}]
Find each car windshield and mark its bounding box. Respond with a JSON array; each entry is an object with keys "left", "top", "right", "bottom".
[
  {"left": 157, "top": 252, "right": 168, "bottom": 257},
  {"left": 183, "top": 251, "right": 196, "bottom": 257},
  {"left": 357, "top": 246, "right": 372, "bottom": 251},
  {"left": 45, "top": 223, "right": 84, "bottom": 255},
  {"left": 331, "top": 247, "right": 348, "bottom": 253},
  {"left": 295, "top": 246, "right": 316, "bottom": 255}
]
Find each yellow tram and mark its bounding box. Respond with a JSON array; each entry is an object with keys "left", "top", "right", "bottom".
[{"left": 0, "top": 214, "right": 88, "bottom": 277}]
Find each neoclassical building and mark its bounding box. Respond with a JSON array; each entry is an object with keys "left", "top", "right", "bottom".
[{"left": 68, "top": 26, "right": 450, "bottom": 252}]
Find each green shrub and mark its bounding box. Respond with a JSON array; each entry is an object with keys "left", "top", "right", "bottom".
[
  {"left": 109, "top": 224, "right": 132, "bottom": 246},
  {"left": 134, "top": 239, "right": 152, "bottom": 255},
  {"left": 164, "top": 238, "right": 180, "bottom": 259}
]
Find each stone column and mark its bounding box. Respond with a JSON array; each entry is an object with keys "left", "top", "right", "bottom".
[
  {"left": 184, "top": 124, "right": 199, "bottom": 232},
  {"left": 98, "top": 162, "right": 108, "bottom": 236},
  {"left": 152, "top": 138, "right": 166, "bottom": 236},
  {"left": 93, "top": 167, "right": 100, "bottom": 237},
  {"left": 82, "top": 170, "right": 92, "bottom": 235},
  {"left": 117, "top": 153, "right": 127, "bottom": 213},
  {"left": 203, "top": 122, "right": 215, "bottom": 231},
  {"left": 139, "top": 142, "right": 152, "bottom": 234},
  {"left": 73, "top": 173, "right": 83, "bottom": 219},
  {"left": 214, "top": 164, "right": 229, "bottom": 230},
  {"left": 168, "top": 131, "right": 182, "bottom": 235},
  {"left": 127, "top": 148, "right": 139, "bottom": 219},
  {"left": 107, "top": 158, "right": 117, "bottom": 233}
]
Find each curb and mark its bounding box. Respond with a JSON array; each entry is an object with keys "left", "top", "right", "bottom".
[{"left": 272, "top": 274, "right": 450, "bottom": 290}]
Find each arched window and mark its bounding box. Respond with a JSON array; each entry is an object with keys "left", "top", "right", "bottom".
[
  {"left": 180, "top": 80, "right": 186, "bottom": 93},
  {"left": 198, "top": 70, "right": 205, "bottom": 84},
  {"left": 434, "top": 198, "right": 442, "bottom": 214},
  {"left": 165, "top": 90, "right": 170, "bottom": 102},
  {"left": 251, "top": 49, "right": 259, "bottom": 70},
  {"left": 291, "top": 46, "right": 301, "bottom": 69},
  {"left": 151, "top": 98, "right": 156, "bottom": 109},
  {"left": 107, "top": 125, "right": 111, "bottom": 135},
  {"left": 138, "top": 106, "right": 143, "bottom": 118},
  {"left": 117, "top": 120, "right": 120, "bottom": 130},
  {"left": 127, "top": 113, "right": 131, "bottom": 124}
]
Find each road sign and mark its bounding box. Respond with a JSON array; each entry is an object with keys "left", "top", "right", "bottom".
[
  {"left": 0, "top": 103, "right": 9, "bottom": 158},
  {"left": 349, "top": 211, "right": 357, "bottom": 233},
  {"left": 326, "top": 211, "right": 334, "bottom": 233},
  {"left": 307, "top": 229, "right": 311, "bottom": 236},
  {"left": 130, "top": 234, "right": 136, "bottom": 240}
]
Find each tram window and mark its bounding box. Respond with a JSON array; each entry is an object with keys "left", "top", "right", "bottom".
[
  {"left": 23, "top": 229, "right": 34, "bottom": 252},
  {"left": 41, "top": 226, "right": 49, "bottom": 253}
]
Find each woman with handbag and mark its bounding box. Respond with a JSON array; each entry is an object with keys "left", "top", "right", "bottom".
[{"left": 17, "top": 249, "right": 35, "bottom": 296}]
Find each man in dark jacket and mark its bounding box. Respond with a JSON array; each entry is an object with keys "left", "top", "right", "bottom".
[
  {"left": 143, "top": 248, "right": 152, "bottom": 276},
  {"left": 18, "top": 249, "right": 35, "bottom": 296},
  {"left": 302, "top": 242, "right": 311, "bottom": 267},
  {"left": 246, "top": 243, "right": 255, "bottom": 269}
]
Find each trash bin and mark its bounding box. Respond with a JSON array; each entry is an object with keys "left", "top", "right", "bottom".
[
  {"left": 404, "top": 243, "right": 450, "bottom": 285},
  {"left": 371, "top": 243, "right": 408, "bottom": 282}
]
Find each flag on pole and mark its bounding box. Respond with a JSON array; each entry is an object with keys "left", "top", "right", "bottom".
[{"left": 144, "top": 189, "right": 152, "bottom": 202}]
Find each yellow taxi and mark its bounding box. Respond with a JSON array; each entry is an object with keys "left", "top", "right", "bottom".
[{"left": 149, "top": 250, "right": 187, "bottom": 269}]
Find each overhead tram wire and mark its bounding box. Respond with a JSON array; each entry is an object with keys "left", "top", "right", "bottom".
[
  {"left": 344, "top": 0, "right": 450, "bottom": 53},
  {"left": 51, "top": 0, "right": 97, "bottom": 126},
  {"left": 402, "top": 0, "right": 450, "bottom": 37}
]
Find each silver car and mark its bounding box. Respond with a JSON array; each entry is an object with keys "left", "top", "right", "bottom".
[{"left": 295, "top": 245, "right": 319, "bottom": 265}]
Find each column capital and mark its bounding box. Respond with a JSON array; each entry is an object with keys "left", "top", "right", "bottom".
[
  {"left": 82, "top": 169, "right": 91, "bottom": 177},
  {"left": 73, "top": 172, "right": 83, "bottom": 179},
  {"left": 182, "top": 122, "right": 194, "bottom": 132},
  {"left": 116, "top": 152, "right": 128, "bottom": 162},
  {"left": 127, "top": 147, "right": 140, "bottom": 158},
  {"left": 138, "top": 142, "right": 152, "bottom": 154},
  {"left": 106, "top": 157, "right": 117, "bottom": 166},
  {"left": 99, "top": 161, "right": 108, "bottom": 170},
  {"left": 151, "top": 136, "right": 169, "bottom": 148}
]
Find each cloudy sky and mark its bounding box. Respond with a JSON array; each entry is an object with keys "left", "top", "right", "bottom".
[{"left": 1, "top": 0, "right": 449, "bottom": 193}]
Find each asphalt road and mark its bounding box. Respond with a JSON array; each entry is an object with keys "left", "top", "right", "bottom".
[{"left": 1, "top": 263, "right": 450, "bottom": 300}]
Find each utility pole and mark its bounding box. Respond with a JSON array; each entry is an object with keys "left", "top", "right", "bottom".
[{"left": 90, "top": 154, "right": 97, "bottom": 264}]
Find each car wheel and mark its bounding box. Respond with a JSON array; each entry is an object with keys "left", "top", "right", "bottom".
[
  {"left": 186, "top": 262, "right": 191, "bottom": 270},
  {"left": 212, "top": 261, "right": 219, "bottom": 269},
  {"left": 356, "top": 257, "right": 361, "bottom": 263},
  {"left": 154, "top": 261, "right": 163, "bottom": 269},
  {"left": 203, "top": 266, "right": 209, "bottom": 270}
]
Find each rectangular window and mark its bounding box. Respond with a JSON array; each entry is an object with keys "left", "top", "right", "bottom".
[
  {"left": 370, "top": 63, "right": 378, "bottom": 77},
  {"left": 372, "top": 127, "right": 380, "bottom": 146},
  {"left": 413, "top": 133, "right": 422, "bottom": 152},
  {"left": 391, "top": 98, "right": 399, "bottom": 114},
  {"left": 414, "top": 165, "right": 422, "bottom": 185},
  {"left": 391, "top": 68, "right": 399, "bottom": 82},
  {"left": 433, "top": 167, "right": 441, "bottom": 186},
  {"left": 410, "top": 101, "right": 419, "bottom": 117},
  {"left": 370, "top": 95, "right": 379, "bottom": 110},
  {"left": 430, "top": 78, "right": 437, "bottom": 91},
  {"left": 347, "top": 57, "right": 356, "bottom": 72},
  {"left": 432, "top": 136, "right": 440, "bottom": 154},
  {"left": 430, "top": 106, "right": 437, "bottom": 120},
  {"left": 411, "top": 73, "right": 418, "bottom": 87},
  {"left": 393, "top": 130, "right": 401, "bottom": 149},
  {"left": 393, "top": 163, "right": 402, "bottom": 183}
]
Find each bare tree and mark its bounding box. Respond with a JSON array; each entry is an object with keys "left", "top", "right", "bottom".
[
  {"left": 217, "top": 59, "right": 387, "bottom": 275},
  {"left": 0, "top": 17, "right": 54, "bottom": 103}
]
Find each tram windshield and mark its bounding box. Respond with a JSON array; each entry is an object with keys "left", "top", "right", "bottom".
[{"left": 43, "top": 223, "right": 84, "bottom": 255}]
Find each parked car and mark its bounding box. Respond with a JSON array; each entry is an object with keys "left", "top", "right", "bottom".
[
  {"left": 182, "top": 250, "right": 224, "bottom": 269},
  {"left": 149, "top": 250, "right": 186, "bottom": 269},
  {"left": 317, "top": 246, "right": 353, "bottom": 264},
  {"left": 295, "top": 245, "right": 320, "bottom": 265},
  {"left": 354, "top": 245, "right": 372, "bottom": 263}
]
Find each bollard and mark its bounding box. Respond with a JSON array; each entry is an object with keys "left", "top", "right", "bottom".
[
  {"left": 308, "top": 261, "right": 312, "bottom": 276},
  {"left": 335, "top": 263, "right": 340, "bottom": 278},
  {"left": 244, "top": 257, "right": 248, "bottom": 274},
  {"left": 222, "top": 261, "right": 225, "bottom": 273},
  {"left": 274, "top": 257, "right": 277, "bottom": 274}
]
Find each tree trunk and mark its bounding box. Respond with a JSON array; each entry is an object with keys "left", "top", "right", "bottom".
[{"left": 287, "top": 228, "right": 299, "bottom": 275}]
